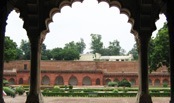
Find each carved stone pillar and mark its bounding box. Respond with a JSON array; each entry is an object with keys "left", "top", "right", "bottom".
[
  {"left": 0, "top": 1, "right": 7, "bottom": 103},
  {"left": 166, "top": 0, "right": 174, "bottom": 103},
  {"left": 136, "top": 33, "right": 152, "bottom": 103},
  {"left": 26, "top": 34, "right": 43, "bottom": 103}
]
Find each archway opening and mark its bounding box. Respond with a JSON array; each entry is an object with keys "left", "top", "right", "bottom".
[
  {"left": 41, "top": 75, "right": 50, "bottom": 85},
  {"left": 105, "top": 78, "right": 111, "bottom": 85},
  {"left": 82, "top": 76, "right": 92, "bottom": 86},
  {"left": 19, "top": 78, "right": 23, "bottom": 84},
  {"left": 9, "top": 78, "right": 15, "bottom": 85},
  {"left": 96, "top": 78, "right": 100, "bottom": 85},
  {"left": 69, "top": 76, "right": 78, "bottom": 86},
  {"left": 55, "top": 76, "right": 64, "bottom": 85}
]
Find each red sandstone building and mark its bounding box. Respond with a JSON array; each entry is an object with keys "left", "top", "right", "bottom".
[{"left": 3, "top": 60, "right": 169, "bottom": 87}]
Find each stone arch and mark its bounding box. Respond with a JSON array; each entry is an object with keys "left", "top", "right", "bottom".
[
  {"left": 69, "top": 76, "right": 78, "bottom": 86},
  {"left": 46, "top": 0, "right": 136, "bottom": 40},
  {"left": 105, "top": 78, "right": 111, "bottom": 85},
  {"left": 149, "top": 79, "right": 152, "bottom": 86},
  {"left": 19, "top": 78, "right": 23, "bottom": 84},
  {"left": 9, "top": 78, "right": 15, "bottom": 85},
  {"left": 96, "top": 78, "right": 100, "bottom": 85},
  {"left": 163, "top": 79, "right": 169, "bottom": 85},
  {"left": 41, "top": 75, "right": 50, "bottom": 85},
  {"left": 154, "top": 79, "right": 160, "bottom": 86},
  {"left": 55, "top": 76, "right": 64, "bottom": 85},
  {"left": 82, "top": 76, "right": 92, "bottom": 86},
  {"left": 130, "top": 78, "right": 136, "bottom": 86}
]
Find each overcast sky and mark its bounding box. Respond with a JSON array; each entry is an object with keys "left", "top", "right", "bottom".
[{"left": 6, "top": 0, "right": 166, "bottom": 54}]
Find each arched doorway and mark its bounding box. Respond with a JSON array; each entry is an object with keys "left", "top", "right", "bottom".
[
  {"left": 19, "top": 78, "right": 23, "bottom": 84},
  {"left": 69, "top": 76, "right": 78, "bottom": 86},
  {"left": 130, "top": 78, "right": 136, "bottom": 86},
  {"left": 96, "top": 78, "right": 100, "bottom": 85},
  {"left": 9, "top": 78, "right": 15, "bottom": 85},
  {"left": 41, "top": 75, "right": 50, "bottom": 85},
  {"left": 82, "top": 76, "right": 92, "bottom": 86},
  {"left": 154, "top": 79, "right": 160, "bottom": 86},
  {"left": 105, "top": 78, "right": 111, "bottom": 85},
  {"left": 163, "top": 79, "right": 169, "bottom": 85},
  {"left": 55, "top": 76, "right": 64, "bottom": 85}
]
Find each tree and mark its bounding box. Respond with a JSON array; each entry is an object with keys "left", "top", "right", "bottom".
[
  {"left": 20, "top": 40, "right": 30, "bottom": 60},
  {"left": 15, "top": 48, "right": 23, "bottom": 60},
  {"left": 76, "top": 38, "right": 86, "bottom": 54},
  {"left": 4, "top": 36, "right": 18, "bottom": 62},
  {"left": 128, "top": 43, "right": 138, "bottom": 60},
  {"left": 148, "top": 22, "right": 169, "bottom": 72},
  {"left": 62, "top": 48, "right": 80, "bottom": 60},
  {"left": 51, "top": 48, "right": 64, "bottom": 60},
  {"left": 118, "top": 79, "right": 131, "bottom": 90},
  {"left": 108, "top": 40, "right": 121, "bottom": 55},
  {"left": 90, "top": 34, "right": 103, "bottom": 54}
]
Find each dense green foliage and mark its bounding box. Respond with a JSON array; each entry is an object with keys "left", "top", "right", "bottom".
[
  {"left": 148, "top": 23, "right": 169, "bottom": 72},
  {"left": 128, "top": 43, "right": 138, "bottom": 60},
  {"left": 42, "top": 87, "right": 170, "bottom": 97},
  {"left": 15, "top": 86, "right": 25, "bottom": 95},
  {"left": 90, "top": 34, "right": 126, "bottom": 56},
  {"left": 108, "top": 82, "right": 117, "bottom": 87},
  {"left": 3, "top": 87, "right": 16, "bottom": 97},
  {"left": 118, "top": 79, "right": 131, "bottom": 88},
  {"left": 90, "top": 34, "right": 103, "bottom": 54},
  {"left": 4, "top": 36, "right": 18, "bottom": 62}
]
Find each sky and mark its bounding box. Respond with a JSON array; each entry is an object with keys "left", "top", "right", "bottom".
[{"left": 5, "top": 0, "right": 166, "bottom": 54}]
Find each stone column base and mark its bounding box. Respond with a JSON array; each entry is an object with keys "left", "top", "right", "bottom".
[
  {"left": 170, "top": 99, "right": 174, "bottom": 103},
  {"left": 26, "top": 93, "right": 44, "bottom": 103},
  {"left": 0, "top": 97, "right": 4, "bottom": 103},
  {"left": 136, "top": 92, "right": 152, "bottom": 103}
]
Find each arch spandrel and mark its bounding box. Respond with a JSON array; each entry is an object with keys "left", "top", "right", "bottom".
[{"left": 12, "top": 0, "right": 165, "bottom": 41}]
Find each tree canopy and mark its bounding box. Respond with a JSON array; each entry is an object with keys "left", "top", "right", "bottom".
[
  {"left": 148, "top": 23, "right": 169, "bottom": 72},
  {"left": 4, "top": 36, "right": 18, "bottom": 62}
]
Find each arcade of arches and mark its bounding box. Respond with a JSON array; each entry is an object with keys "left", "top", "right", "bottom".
[
  {"left": 0, "top": 0, "right": 174, "bottom": 103},
  {"left": 3, "top": 60, "right": 169, "bottom": 87}
]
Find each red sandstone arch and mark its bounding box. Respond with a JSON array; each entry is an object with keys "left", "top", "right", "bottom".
[
  {"left": 82, "top": 76, "right": 92, "bottom": 86},
  {"left": 19, "top": 78, "right": 23, "bottom": 84},
  {"left": 96, "top": 78, "right": 100, "bottom": 85},
  {"left": 163, "top": 79, "right": 169, "bottom": 85},
  {"left": 55, "top": 76, "right": 64, "bottom": 85},
  {"left": 69, "top": 76, "right": 78, "bottom": 86},
  {"left": 42, "top": 75, "right": 50, "bottom": 85},
  {"left": 130, "top": 78, "right": 136, "bottom": 86},
  {"left": 154, "top": 79, "right": 160, "bottom": 86},
  {"left": 105, "top": 78, "right": 111, "bottom": 85},
  {"left": 9, "top": 78, "right": 15, "bottom": 85}
]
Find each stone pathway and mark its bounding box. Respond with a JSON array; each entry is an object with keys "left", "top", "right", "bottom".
[{"left": 4, "top": 95, "right": 170, "bottom": 103}]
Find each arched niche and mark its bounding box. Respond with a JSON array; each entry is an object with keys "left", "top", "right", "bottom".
[
  {"left": 9, "top": 78, "right": 15, "bottom": 85},
  {"left": 41, "top": 75, "right": 50, "bottom": 85},
  {"left": 105, "top": 78, "right": 111, "bottom": 85},
  {"left": 55, "top": 76, "right": 64, "bottom": 85},
  {"left": 96, "top": 78, "right": 100, "bottom": 85},
  {"left": 19, "top": 78, "right": 23, "bottom": 84},
  {"left": 154, "top": 79, "right": 160, "bottom": 86},
  {"left": 69, "top": 76, "right": 78, "bottom": 86},
  {"left": 82, "top": 76, "right": 92, "bottom": 86}
]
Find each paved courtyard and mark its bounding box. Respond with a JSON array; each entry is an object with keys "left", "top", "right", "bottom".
[{"left": 4, "top": 95, "right": 170, "bottom": 103}]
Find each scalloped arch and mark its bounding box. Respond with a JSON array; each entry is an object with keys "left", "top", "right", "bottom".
[{"left": 45, "top": 0, "right": 137, "bottom": 38}]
